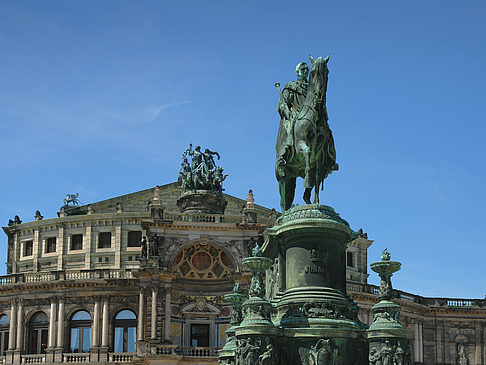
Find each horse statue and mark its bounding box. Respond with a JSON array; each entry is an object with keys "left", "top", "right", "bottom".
[
  {"left": 64, "top": 193, "right": 80, "bottom": 206},
  {"left": 275, "top": 55, "right": 338, "bottom": 211}
]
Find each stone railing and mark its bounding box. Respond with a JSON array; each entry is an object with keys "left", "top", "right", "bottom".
[
  {"left": 0, "top": 276, "right": 15, "bottom": 285},
  {"left": 108, "top": 353, "right": 135, "bottom": 362},
  {"left": 20, "top": 354, "right": 45, "bottom": 363},
  {"left": 180, "top": 346, "right": 218, "bottom": 357},
  {"left": 63, "top": 353, "right": 89, "bottom": 363},
  {"left": 152, "top": 345, "right": 218, "bottom": 358},
  {"left": 24, "top": 273, "right": 51, "bottom": 283},
  {"left": 65, "top": 271, "right": 95, "bottom": 280},
  {"left": 346, "top": 282, "right": 486, "bottom": 308},
  {"left": 0, "top": 269, "right": 136, "bottom": 286},
  {"left": 164, "top": 212, "right": 272, "bottom": 225}
]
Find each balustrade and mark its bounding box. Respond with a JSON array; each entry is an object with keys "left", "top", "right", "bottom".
[
  {"left": 20, "top": 354, "right": 45, "bottom": 364},
  {"left": 108, "top": 353, "right": 135, "bottom": 362},
  {"left": 63, "top": 353, "right": 89, "bottom": 363}
]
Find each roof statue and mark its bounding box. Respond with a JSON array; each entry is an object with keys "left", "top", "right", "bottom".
[
  {"left": 63, "top": 193, "right": 80, "bottom": 206},
  {"left": 275, "top": 55, "right": 338, "bottom": 211},
  {"left": 178, "top": 144, "right": 227, "bottom": 194}
]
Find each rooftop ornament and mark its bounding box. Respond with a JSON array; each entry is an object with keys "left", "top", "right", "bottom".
[
  {"left": 178, "top": 144, "right": 227, "bottom": 194},
  {"left": 63, "top": 193, "right": 80, "bottom": 206}
]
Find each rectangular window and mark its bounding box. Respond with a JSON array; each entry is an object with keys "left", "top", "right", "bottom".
[
  {"left": 190, "top": 324, "right": 209, "bottom": 347},
  {"left": 347, "top": 251, "right": 354, "bottom": 267},
  {"left": 24, "top": 241, "right": 33, "bottom": 257},
  {"left": 46, "top": 237, "right": 56, "bottom": 253},
  {"left": 98, "top": 232, "right": 111, "bottom": 249},
  {"left": 71, "top": 234, "right": 83, "bottom": 251},
  {"left": 127, "top": 231, "right": 142, "bottom": 247}
]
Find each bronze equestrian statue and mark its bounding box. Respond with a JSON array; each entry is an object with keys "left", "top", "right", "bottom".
[{"left": 275, "top": 55, "right": 338, "bottom": 211}]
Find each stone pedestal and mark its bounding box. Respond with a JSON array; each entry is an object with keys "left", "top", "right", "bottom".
[
  {"left": 45, "top": 348, "right": 55, "bottom": 363},
  {"left": 263, "top": 205, "right": 368, "bottom": 364},
  {"left": 99, "top": 346, "right": 109, "bottom": 362},
  {"left": 176, "top": 191, "right": 227, "bottom": 214},
  {"left": 54, "top": 347, "right": 64, "bottom": 363}
]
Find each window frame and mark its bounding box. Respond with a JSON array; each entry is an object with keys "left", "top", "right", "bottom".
[
  {"left": 23, "top": 241, "right": 33, "bottom": 257},
  {"left": 98, "top": 232, "right": 112, "bottom": 249},
  {"left": 0, "top": 314, "right": 9, "bottom": 356},
  {"left": 69, "top": 310, "right": 92, "bottom": 353},
  {"left": 346, "top": 251, "right": 354, "bottom": 268},
  {"left": 28, "top": 312, "right": 49, "bottom": 354},
  {"left": 71, "top": 234, "right": 83, "bottom": 251},
  {"left": 45, "top": 237, "right": 57, "bottom": 254},
  {"left": 127, "top": 231, "right": 142, "bottom": 248},
  {"left": 113, "top": 310, "right": 137, "bottom": 353}
]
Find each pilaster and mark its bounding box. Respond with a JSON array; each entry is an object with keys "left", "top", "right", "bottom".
[
  {"left": 33, "top": 228, "right": 40, "bottom": 272},
  {"left": 12, "top": 232, "right": 19, "bottom": 274},
  {"left": 164, "top": 285, "right": 172, "bottom": 343},
  {"left": 85, "top": 224, "right": 92, "bottom": 269},
  {"left": 114, "top": 222, "right": 122, "bottom": 268},
  {"left": 57, "top": 224, "right": 65, "bottom": 270}
]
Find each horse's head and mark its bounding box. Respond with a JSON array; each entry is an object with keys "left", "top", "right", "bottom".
[{"left": 308, "top": 55, "right": 330, "bottom": 98}]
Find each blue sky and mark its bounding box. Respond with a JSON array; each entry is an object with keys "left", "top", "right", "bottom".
[{"left": 0, "top": 1, "right": 485, "bottom": 298}]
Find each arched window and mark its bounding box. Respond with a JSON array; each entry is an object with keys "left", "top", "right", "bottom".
[
  {"left": 113, "top": 310, "right": 136, "bottom": 353},
  {"left": 28, "top": 312, "right": 48, "bottom": 354},
  {"left": 0, "top": 315, "right": 9, "bottom": 356},
  {"left": 69, "top": 310, "right": 92, "bottom": 353}
]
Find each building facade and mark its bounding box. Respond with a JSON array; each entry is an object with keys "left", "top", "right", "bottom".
[{"left": 2, "top": 182, "right": 485, "bottom": 364}]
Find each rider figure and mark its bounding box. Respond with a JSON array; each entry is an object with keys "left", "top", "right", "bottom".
[{"left": 276, "top": 62, "right": 309, "bottom": 176}]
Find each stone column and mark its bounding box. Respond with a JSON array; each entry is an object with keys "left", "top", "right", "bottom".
[
  {"left": 57, "top": 298, "right": 65, "bottom": 349},
  {"left": 16, "top": 300, "right": 24, "bottom": 351},
  {"left": 101, "top": 298, "right": 109, "bottom": 347},
  {"left": 85, "top": 225, "right": 92, "bottom": 269},
  {"left": 54, "top": 298, "right": 65, "bottom": 362},
  {"left": 57, "top": 225, "right": 65, "bottom": 270},
  {"left": 92, "top": 299, "right": 101, "bottom": 347},
  {"left": 151, "top": 286, "right": 158, "bottom": 341},
  {"left": 414, "top": 321, "right": 420, "bottom": 363},
  {"left": 48, "top": 300, "right": 57, "bottom": 349},
  {"left": 8, "top": 300, "right": 17, "bottom": 350},
  {"left": 164, "top": 285, "right": 171, "bottom": 343},
  {"left": 137, "top": 291, "right": 145, "bottom": 341},
  {"left": 99, "top": 297, "right": 109, "bottom": 362}
]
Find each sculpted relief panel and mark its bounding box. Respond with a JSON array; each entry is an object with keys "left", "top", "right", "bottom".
[{"left": 172, "top": 241, "right": 235, "bottom": 279}]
